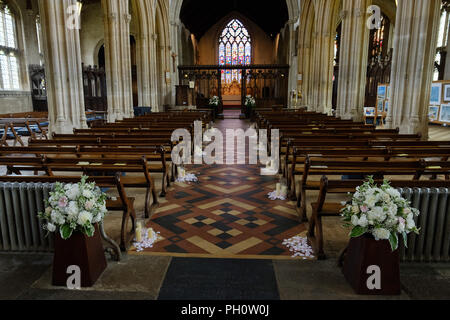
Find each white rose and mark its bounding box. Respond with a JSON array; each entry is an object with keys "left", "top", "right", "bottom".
[
  {"left": 366, "top": 195, "right": 377, "bottom": 208},
  {"left": 352, "top": 205, "right": 360, "bottom": 214},
  {"left": 82, "top": 189, "right": 93, "bottom": 199},
  {"left": 47, "top": 223, "right": 56, "bottom": 232},
  {"left": 372, "top": 228, "right": 391, "bottom": 241},
  {"left": 351, "top": 215, "right": 359, "bottom": 226},
  {"left": 77, "top": 211, "right": 93, "bottom": 226},
  {"left": 382, "top": 192, "right": 391, "bottom": 202},
  {"left": 386, "top": 188, "right": 401, "bottom": 199},
  {"left": 51, "top": 210, "right": 65, "bottom": 225},
  {"left": 368, "top": 207, "right": 386, "bottom": 223},
  {"left": 66, "top": 184, "right": 80, "bottom": 200},
  {"left": 93, "top": 212, "right": 104, "bottom": 223},
  {"left": 406, "top": 217, "right": 416, "bottom": 230},
  {"left": 66, "top": 201, "right": 79, "bottom": 221},
  {"left": 358, "top": 215, "right": 369, "bottom": 228}
]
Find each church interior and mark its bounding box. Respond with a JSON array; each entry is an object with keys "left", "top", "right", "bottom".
[{"left": 0, "top": 0, "right": 449, "bottom": 302}]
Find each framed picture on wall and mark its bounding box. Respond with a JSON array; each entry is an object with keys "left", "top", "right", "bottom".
[
  {"left": 377, "top": 85, "right": 386, "bottom": 99},
  {"left": 443, "top": 84, "right": 450, "bottom": 102},
  {"left": 384, "top": 101, "right": 389, "bottom": 113},
  {"left": 430, "top": 83, "right": 442, "bottom": 105},
  {"left": 439, "top": 104, "right": 450, "bottom": 123},
  {"left": 364, "top": 107, "right": 375, "bottom": 117},
  {"left": 377, "top": 99, "right": 384, "bottom": 113},
  {"left": 429, "top": 106, "right": 440, "bottom": 122}
]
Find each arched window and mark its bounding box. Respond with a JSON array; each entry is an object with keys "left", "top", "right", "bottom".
[
  {"left": 218, "top": 19, "right": 251, "bottom": 83},
  {"left": 434, "top": 3, "right": 450, "bottom": 80},
  {"left": 0, "top": 5, "right": 20, "bottom": 90},
  {"left": 368, "top": 13, "right": 390, "bottom": 61}
]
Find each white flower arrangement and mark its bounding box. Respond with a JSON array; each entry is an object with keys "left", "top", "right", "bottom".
[
  {"left": 340, "top": 177, "right": 420, "bottom": 251},
  {"left": 244, "top": 95, "right": 256, "bottom": 107},
  {"left": 209, "top": 96, "right": 220, "bottom": 106},
  {"left": 38, "top": 176, "right": 108, "bottom": 240}
]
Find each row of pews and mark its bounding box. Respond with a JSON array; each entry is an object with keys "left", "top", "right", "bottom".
[
  {"left": 0, "top": 111, "right": 108, "bottom": 147},
  {"left": 0, "top": 110, "right": 211, "bottom": 257},
  {"left": 256, "top": 109, "right": 450, "bottom": 260}
]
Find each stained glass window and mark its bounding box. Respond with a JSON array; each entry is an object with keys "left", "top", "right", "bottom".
[
  {"left": 0, "top": 6, "right": 20, "bottom": 90},
  {"left": 218, "top": 19, "right": 251, "bottom": 83},
  {"left": 369, "top": 14, "right": 390, "bottom": 61}
]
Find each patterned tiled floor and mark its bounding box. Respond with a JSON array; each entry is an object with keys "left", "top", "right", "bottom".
[
  {"left": 133, "top": 119, "right": 307, "bottom": 259},
  {"left": 136, "top": 163, "right": 306, "bottom": 259}
]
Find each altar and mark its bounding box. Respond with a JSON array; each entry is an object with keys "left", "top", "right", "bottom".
[
  {"left": 222, "top": 95, "right": 241, "bottom": 106},
  {"left": 222, "top": 80, "right": 242, "bottom": 107}
]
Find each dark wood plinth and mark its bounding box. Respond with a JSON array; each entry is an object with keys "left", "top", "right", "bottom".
[
  {"left": 52, "top": 224, "right": 107, "bottom": 288},
  {"left": 342, "top": 234, "right": 401, "bottom": 295}
]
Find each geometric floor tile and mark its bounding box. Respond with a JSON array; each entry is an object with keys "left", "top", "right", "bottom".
[{"left": 130, "top": 120, "right": 308, "bottom": 259}]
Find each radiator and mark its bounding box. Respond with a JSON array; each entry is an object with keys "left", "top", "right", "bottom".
[
  {"left": 399, "top": 187, "right": 450, "bottom": 263},
  {"left": 0, "top": 182, "right": 54, "bottom": 252}
]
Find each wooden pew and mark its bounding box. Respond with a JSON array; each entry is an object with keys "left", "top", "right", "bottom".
[
  {"left": 0, "top": 173, "right": 137, "bottom": 255},
  {"left": 0, "top": 155, "right": 161, "bottom": 219},
  {"left": 293, "top": 157, "right": 450, "bottom": 221},
  {"left": 309, "top": 177, "right": 450, "bottom": 259}
]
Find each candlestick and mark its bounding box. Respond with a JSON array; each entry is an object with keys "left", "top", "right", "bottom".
[
  {"left": 136, "top": 223, "right": 142, "bottom": 242},
  {"left": 276, "top": 183, "right": 281, "bottom": 196}
]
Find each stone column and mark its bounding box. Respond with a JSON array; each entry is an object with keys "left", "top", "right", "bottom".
[
  {"left": 286, "top": 19, "right": 298, "bottom": 108},
  {"left": 386, "top": 0, "right": 441, "bottom": 138},
  {"left": 135, "top": 32, "right": 152, "bottom": 107},
  {"left": 150, "top": 33, "right": 160, "bottom": 111},
  {"left": 336, "top": 0, "right": 372, "bottom": 120},
  {"left": 38, "top": 0, "right": 87, "bottom": 134},
  {"left": 102, "top": 0, "right": 133, "bottom": 122},
  {"left": 311, "top": 29, "right": 334, "bottom": 115},
  {"left": 170, "top": 20, "right": 182, "bottom": 106}
]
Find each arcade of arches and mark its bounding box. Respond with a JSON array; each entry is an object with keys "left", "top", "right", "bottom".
[
  {"left": 0, "top": 0, "right": 447, "bottom": 138},
  {"left": 1, "top": 0, "right": 450, "bottom": 301}
]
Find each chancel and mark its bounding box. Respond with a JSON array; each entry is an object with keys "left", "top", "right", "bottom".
[{"left": 0, "top": 0, "right": 449, "bottom": 303}]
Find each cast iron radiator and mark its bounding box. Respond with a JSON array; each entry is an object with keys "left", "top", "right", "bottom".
[
  {"left": 0, "top": 182, "right": 54, "bottom": 252},
  {"left": 399, "top": 187, "right": 449, "bottom": 262}
]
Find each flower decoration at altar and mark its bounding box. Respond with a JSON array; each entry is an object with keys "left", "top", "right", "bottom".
[
  {"left": 340, "top": 177, "right": 420, "bottom": 251},
  {"left": 209, "top": 95, "right": 220, "bottom": 107},
  {"left": 244, "top": 95, "right": 256, "bottom": 107},
  {"left": 38, "top": 176, "right": 108, "bottom": 240},
  {"left": 176, "top": 167, "right": 199, "bottom": 183}
]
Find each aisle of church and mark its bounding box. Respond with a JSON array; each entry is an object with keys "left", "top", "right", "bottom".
[{"left": 135, "top": 118, "right": 306, "bottom": 259}]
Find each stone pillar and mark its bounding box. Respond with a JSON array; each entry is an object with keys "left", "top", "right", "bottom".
[
  {"left": 444, "top": 22, "right": 450, "bottom": 80},
  {"left": 38, "top": 0, "right": 87, "bottom": 134},
  {"left": 170, "top": 20, "right": 182, "bottom": 106},
  {"left": 311, "top": 28, "right": 334, "bottom": 115},
  {"left": 286, "top": 19, "right": 298, "bottom": 108},
  {"left": 150, "top": 33, "right": 160, "bottom": 111},
  {"left": 386, "top": 0, "right": 441, "bottom": 138},
  {"left": 135, "top": 32, "right": 152, "bottom": 107},
  {"left": 297, "top": 0, "right": 315, "bottom": 111},
  {"left": 336, "top": 0, "right": 372, "bottom": 120},
  {"left": 102, "top": 0, "right": 133, "bottom": 122}
]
